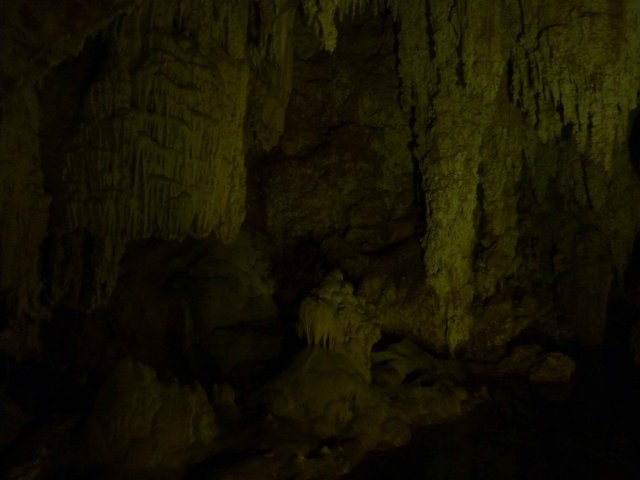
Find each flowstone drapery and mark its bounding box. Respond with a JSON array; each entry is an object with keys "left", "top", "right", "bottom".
[{"left": 297, "top": 270, "right": 380, "bottom": 378}]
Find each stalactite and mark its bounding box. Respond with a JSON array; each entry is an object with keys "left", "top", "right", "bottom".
[
  {"left": 1, "top": 0, "right": 639, "bottom": 362},
  {"left": 390, "top": 0, "right": 640, "bottom": 356}
]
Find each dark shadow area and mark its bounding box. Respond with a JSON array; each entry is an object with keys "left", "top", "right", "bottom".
[
  {"left": 344, "top": 347, "right": 640, "bottom": 480},
  {"left": 371, "top": 333, "right": 406, "bottom": 352},
  {"left": 345, "top": 251, "right": 640, "bottom": 479},
  {"left": 629, "top": 109, "right": 640, "bottom": 173}
]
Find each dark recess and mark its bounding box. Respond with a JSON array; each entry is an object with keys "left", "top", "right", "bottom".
[{"left": 629, "top": 109, "right": 640, "bottom": 172}]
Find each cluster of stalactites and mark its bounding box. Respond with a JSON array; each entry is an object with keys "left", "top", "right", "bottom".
[{"left": 297, "top": 270, "right": 363, "bottom": 350}]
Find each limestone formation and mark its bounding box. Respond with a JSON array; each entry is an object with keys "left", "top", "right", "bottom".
[
  {"left": 394, "top": 0, "right": 640, "bottom": 356},
  {"left": 85, "top": 359, "right": 217, "bottom": 470},
  {"left": 0, "top": 0, "right": 640, "bottom": 477},
  {"left": 497, "top": 344, "right": 576, "bottom": 383},
  {"left": 0, "top": 89, "right": 49, "bottom": 337},
  {"left": 298, "top": 271, "right": 380, "bottom": 378},
  {"left": 270, "top": 272, "right": 473, "bottom": 451},
  {"left": 270, "top": 271, "right": 378, "bottom": 437},
  {"left": 269, "top": 348, "right": 374, "bottom": 438},
  {"left": 528, "top": 352, "right": 576, "bottom": 383},
  {"left": 0, "top": 0, "right": 635, "bottom": 357}
]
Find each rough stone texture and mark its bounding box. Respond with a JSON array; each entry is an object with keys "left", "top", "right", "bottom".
[
  {"left": 244, "top": 1, "right": 296, "bottom": 154},
  {"left": 0, "top": 0, "right": 640, "bottom": 476},
  {"left": 271, "top": 271, "right": 379, "bottom": 438},
  {"left": 394, "top": 0, "right": 640, "bottom": 357},
  {"left": 245, "top": 1, "right": 640, "bottom": 361},
  {"left": 371, "top": 338, "right": 465, "bottom": 388},
  {"left": 494, "top": 344, "right": 576, "bottom": 383},
  {"left": 60, "top": 1, "right": 249, "bottom": 243},
  {"left": 181, "top": 229, "right": 282, "bottom": 380},
  {"left": 528, "top": 352, "right": 576, "bottom": 383},
  {"left": 268, "top": 273, "right": 476, "bottom": 457},
  {"left": 269, "top": 348, "right": 374, "bottom": 438},
  {"left": 0, "top": 88, "right": 49, "bottom": 340},
  {"left": 256, "top": 9, "right": 419, "bottom": 316},
  {"left": 0, "top": 0, "right": 140, "bottom": 349},
  {"left": 1, "top": 0, "right": 636, "bottom": 358},
  {"left": 85, "top": 359, "right": 217, "bottom": 470},
  {"left": 99, "top": 229, "right": 280, "bottom": 378},
  {"left": 41, "top": 0, "right": 250, "bottom": 312},
  {"left": 0, "top": 0, "right": 138, "bottom": 101},
  {"left": 0, "top": 0, "right": 302, "bottom": 324},
  {"left": 298, "top": 270, "right": 380, "bottom": 379}
]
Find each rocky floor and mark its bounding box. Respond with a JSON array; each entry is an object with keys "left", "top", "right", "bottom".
[
  {"left": 344, "top": 347, "right": 640, "bottom": 480},
  {"left": 1, "top": 344, "right": 638, "bottom": 479}
]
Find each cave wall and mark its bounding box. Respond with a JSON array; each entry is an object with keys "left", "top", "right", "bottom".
[
  {"left": 0, "top": 0, "right": 639, "bottom": 362},
  {"left": 393, "top": 0, "right": 640, "bottom": 356}
]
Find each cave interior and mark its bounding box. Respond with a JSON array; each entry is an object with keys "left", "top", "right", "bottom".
[{"left": 2, "top": 0, "right": 640, "bottom": 478}]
